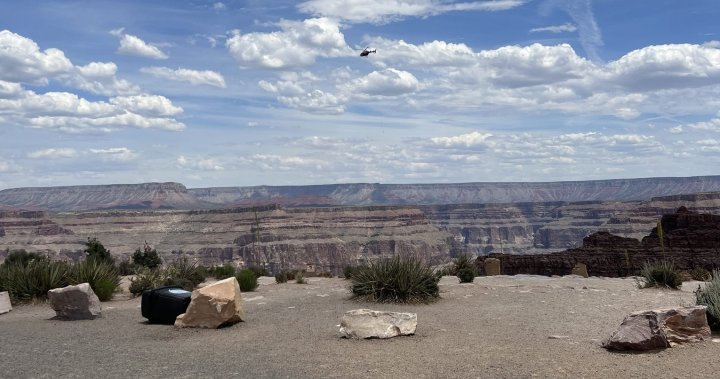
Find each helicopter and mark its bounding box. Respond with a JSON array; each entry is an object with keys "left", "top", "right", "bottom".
[{"left": 359, "top": 47, "right": 376, "bottom": 57}]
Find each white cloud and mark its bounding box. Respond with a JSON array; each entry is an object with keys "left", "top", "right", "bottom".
[
  {"left": 64, "top": 62, "right": 140, "bottom": 96},
  {"left": 213, "top": 2, "right": 226, "bottom": 10},
  {"left": 298, "top": 0, "right": 526, "bottom": 24},
  {"left": 0, "top": 80, "right": 23, "bottom": 98},
  {"left": 530, "top": 23, "right": 577, "bottom": 33},
  {"left": 140, "top": 66, "right": 226, "bottom": 88},
  {"left": 431, "top": 131, "right": 493, "bottom": 148},
  {"left": 226, "top": 18, "right": 350, "bottom": 69},
  {"left": 28, "top": 148, "right": 78, "bottom": 159},
  {"left": 351, "top": 68, "right": 419, "bottom": 96},
  {"left": 88, "top": 147, "right": 137, "bottom": 162},
  {"left": 0, "top": 158, "right": 19, "bottom": 173},
  {"left": 541, "top": 0, "right": 603, "bottom": 62},
  {"left": 109, "top": 95, "right": 183, "bottom": 117},
  {"left": 110, "top": 28, "right": 168, "bottom": 59},
  {"left": 683, "top": 117, "right": 720, "bottom": 132},
  {"left": 177, "top": 155, "right": 224, "bottom": 171},
  {"left": 0, "top": 30, "right": 73, "bottom": 85}
]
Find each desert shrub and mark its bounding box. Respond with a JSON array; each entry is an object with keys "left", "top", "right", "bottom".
[
  {"left": 116, "top": 260, "right": 138, "bottom": 276},
  {"left": 285, "top": 270, "right": 297, "bottom": 281},
  {"left": 132, "top": 242, "right": 162, "bottom": 269},
  {"left": 696, "top": 269, "right": 720, "bottom": 330},
  {"left": 84, "top": 237, "right": 114, "bottom": 265},
  {"left": 457, "top": 267, "right": 476, "bottom": 283},
  {"left": 0, "top": 259, "right": 71, "bottom": 302},
  {"left": 343, "top": 265, "right": 357, "bottom": 279},
  {"left": 275, "top": 271, "right": 288, "bottom": 283},
  {"left": 247, "top": 266, "right": 269, "bottom": 278},
  {"left": 636, "top": 261, "right": 682, "bottom": 289},
  {"left": 166, "top": 257, "right": 206, "bottom": 289},
  {"left": 295, "top": 272, "right": 306, "bottom": 284},
  {"left": 71, "top": 259, "right": 121, "bottom": 301},
  {"left": 3, "top": 249, "right": 44, "bottom": 267},
  {"left": 236, "top": 269, "right": 258, "bottom": 292},
  {"left": 690, "top": 267, "right": 712, "bottom": 281},
  {"left": 213, "top": 263, "right": 236, "bottom": 279},
  {"left": 129, "top": 268, "right": 166, "bottom": 297},
  {"left": 350, "top": 255, "right": 440, "bottom": 304},
  {"left": 452, "top": 254, "right": 475, "bottom": 276}
]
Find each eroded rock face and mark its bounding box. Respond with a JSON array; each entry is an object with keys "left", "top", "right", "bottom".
[
  {"left": 47, "top": 283, "right": 101, "bottom": 320},
  {"left": 0, "top": 291, "right": 12, "bottom": 315},
  {"left": 175, "top": 277, "right": 244, "bottom": 329},
  {"left": 603, "top": 306, "right": 710, "bottom": 351},
  {"left": 478, "top": 208, "right": 720, "bottom": 277},
  {"left": 339, "top": 309, "right": 417, "bottom": 339}
]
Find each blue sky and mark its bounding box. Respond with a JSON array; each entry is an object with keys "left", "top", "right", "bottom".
[{"left": 1, "top": 0, "right": 719, "bottom": 189}]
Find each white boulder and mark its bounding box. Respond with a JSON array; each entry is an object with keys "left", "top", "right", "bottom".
[
  {"left": 48, "top": 283, "right": 102, "bottom": 320},
  {"left": 0, "top": 291, "right": 12, "bottom": 315},
  {"left": 175, "top": 277, "right": 244, "bottom": 329},
  {"left": 339, "top": 309, "right": 417, "bottom": 339}
]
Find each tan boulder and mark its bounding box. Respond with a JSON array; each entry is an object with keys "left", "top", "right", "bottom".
[
  {"left": 484, "top": 258, "right": 501, "bottom": 276},
  {"left": 47, "top": 283, "right": 101, "bottom": 320},
  {"left": 175, "top": 277, "right": 244, "bottom": 328},
  {"left": 0, "top": 291, "right": 12, "bottom": 315},
  {"left": 603, "top": 306, "right": 710, "bottom": 351},
  {"left": 571, "top": 263, "right": 588, "bottom": 278}
]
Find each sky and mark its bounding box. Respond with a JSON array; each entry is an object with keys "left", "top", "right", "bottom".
[{"left": 1, "top": 0, "right": 720, "bottom": 190}]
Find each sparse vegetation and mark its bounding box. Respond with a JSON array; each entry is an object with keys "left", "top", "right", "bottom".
[
  {"left": 690, "top": 267, "right": 712, "bottom": 281},
  {"left": 343, "top": 265, "right": 358, "bottom": 279},
  {"left": 116, "top": 259, "right": 138, "bottom": 276},
  {"left": 0, "top": 258, "right": 70, "bottom": 302},
  {"left": 636, "top": 261, "right": 682, "bottom": 289},
  {"left": 84, "top": 237, "right": 114, "bottom": 265},
  {"left": 213, "top": 263, "right": 236, "bottom": 279},
  {"left": 132, "top": 242, "right": 162, "bottom": 269},
  {"left": 349, "top": 255, "right": 440, "bottom": 303},
  {"left": 3, "top": 249, "right": 43, "bottom": 267},
  {"left": 164, "top": 257, "right": 207, "bottom": 291},
  {"left": 696, "top": 269, "right": 720, "bottom": 330},
  {"left": 295, "top": 272, "right": 306, "bottom": 284},
  {"left": 275, "top": 271, "right": 288, "bottom": 283},
  {"left": 129, "top": 267, "right": 166, "bottom": 296},
  {"left": 236, "top": 269, "right": 258, "bottom": 292}
]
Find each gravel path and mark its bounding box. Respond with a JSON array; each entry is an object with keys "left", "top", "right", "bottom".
[{"left": 1, "top": 275, "right": 719, "bottom": 379}]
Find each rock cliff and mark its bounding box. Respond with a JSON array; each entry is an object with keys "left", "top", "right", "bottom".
[{"left": 478, "top": 207, "right": 720, "bottom": 277}]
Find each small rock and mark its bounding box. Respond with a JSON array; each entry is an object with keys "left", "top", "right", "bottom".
[{"left": 0, "top": 291, "right": 12, "bottom": 315}]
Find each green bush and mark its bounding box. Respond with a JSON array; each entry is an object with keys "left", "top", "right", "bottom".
[
  {"left": 0, "top": 259, "right": 71, "bottom": 302},
  {"left": 84, "top": 237, "right": 114, "bottom": 265},
  {"left": 343, "top": 265, "right": 358, "bottom": 279},
  {"left": 295, "top": 272, "right": 306, "bottom": 284},
  {"left": 350, "top": 255, "right": 440, "bottom": 303},
  {"left": 236, "top": 269, "right": 258, "bottom": 292},
  {"left": 452, "top": 254, "right": 475, "bottom": 276},
  {"left": 132, "top": 242, "right": 162, "bottom": 269},
  {"left": 636, "top": 261, "right": 682, "bottom": 289},
  {"left": 3, "top": 249, "right": 44, "bottom": 267},
  {"left": 129, "top": 267, "right": 166, "bottom": 297},
  {"left": 696, "top": 269, "right": 720, "bottom": 330},
  {"left": 457, "top": 267, "right": 476, "bottom": 283},
  {"left": 275, "top": 271, "right": 288, "bottom": 283},
  {"left": 116, "top": 260, "right": 138, "bottom": 276},
  {"left": 71, "top": 259, "right": 121, "bottom": 301},
  {"left": 213, "top": 263, "right": 236, "bottom": 279}
]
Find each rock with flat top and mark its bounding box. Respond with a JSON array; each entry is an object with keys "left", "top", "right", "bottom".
[
  {"left": 571, "top": 263, "right": 588, "bottom": 278},
  {"left": 339, "top": 309, "right": 417, "bottom": 339},
  {"left": 175, "top": 277, "right": 244, "bottom": 328},
  {"left": 603, "top": 306, "right": 710, "bottom": 351},
  {"left": 484, "top": 258, "right": 501, "bottom": 276},
  {"left": 0, "top": 291, "right": 12, "bottom": 315},
  {"left": 48, "top": 283, "right": 101, "bottom": 320}
]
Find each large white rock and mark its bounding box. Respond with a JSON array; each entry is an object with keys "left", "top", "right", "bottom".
[
  {"left": 175, "top": 277, "right": 244, "bottom": 329},
  {"left": 603, "top": 306, "right": 710, "bottom": 351},
  {"left": 47, "top": 283, "right": 102, "bottom": 320},
  {"left": 0, "top": 291, "right": 12, "bottom": 315},
  {"left": 339, "top": 309, "right": 417, "bottom": 339}
]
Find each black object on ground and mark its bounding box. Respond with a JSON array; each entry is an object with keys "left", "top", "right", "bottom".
[{"left": 141, "top": 286, "right": 192, "bottom": 324}]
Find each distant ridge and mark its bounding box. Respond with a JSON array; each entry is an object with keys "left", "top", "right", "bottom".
[{"left": 1, "top": 176, "right": 720, "bottom": 211}]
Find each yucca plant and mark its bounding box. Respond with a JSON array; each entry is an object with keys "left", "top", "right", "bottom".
[
  {"left": 696, "top": 269, "right": 720, "bottom": 330},
  {"left": 636, "top": 261, "right": 682, "bottom": 289},
  {"left": 129, "top": 267, "right": 167, "bottom": 297},
  {"left": 71, "top": 259, "right": 121, "bottom": 301},
  {"left": 350, "top": 255, "right": 440, "bottom": 303},
  {"left": 1, "top": 259, "right": 71, "bottom": 302},
  {"left": 165, "top": 257, "right": 206, "bottom": 290}
]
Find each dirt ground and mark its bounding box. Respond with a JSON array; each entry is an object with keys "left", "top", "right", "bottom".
[{"left": 1, "top": 275, "right": 719, "bottom": 379}]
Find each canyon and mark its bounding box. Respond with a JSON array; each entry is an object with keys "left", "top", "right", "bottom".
[{"left": 1, "top": 177, "right": 720, "bottom": 273}]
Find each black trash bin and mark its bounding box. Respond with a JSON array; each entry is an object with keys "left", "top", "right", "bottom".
[{"left": 141, "top": 286, "right": 192, "bottom": 324}]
